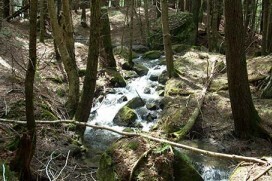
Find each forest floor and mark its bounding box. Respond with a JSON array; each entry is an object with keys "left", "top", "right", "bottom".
[{"left": 0, "top": 7, "right": 272, "bottom": 180}]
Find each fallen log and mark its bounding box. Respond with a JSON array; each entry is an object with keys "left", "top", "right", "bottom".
[
  {"left": 172, "top": 60, "right": 217, "bottom": 141},
  {"left": 0, "top": 118, "right": 267, "bottom": 165},
  {"left": 6, "top": 4, "right": 30, "bottom": 22}
]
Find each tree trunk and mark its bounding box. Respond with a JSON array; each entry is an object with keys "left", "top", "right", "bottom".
[
  {"left": 48, "top": 0, "right": 79, "bottom": 117},
  {"left": 99, "top": 7, "right": 117, "bottom": 69},
  {"left": 262, "top": 0, "right": 269, "bottom": 55},
  {"left": 179, "top": 0, "right": 184, "bottom": 11},
  {"left": 266, "top": 2, "right": 272, "bottom": 53},
  {"left": 191, "top": 0, "right": 201, "bottom": 45},
  {"left": 208, "top": 0, "right": 219, "bottom": 52},
  {"left": 3, "top": 0, "right": 9, "bottom": 17},
  {"left": 39, "top": 0, "right": 46, "bottom": 43},
  {"left": 144, "top": 0, "right": 150, "bottom": 46},
  {"left": 75, "top": 0, "right": 101, "bottom": 138},
  {"left": 156, "top": 0, "right": 161, "bottom": 18},
  {"left": 80, "top": 0, "right": 87, "bottom": 27},
  {"left": 10, "top": 0, "right": 38, "bottom": 179},
  {"left": 261, "top": 71, "right": 272, "bottom": 98},
  {"left": 0, "top": 0, "right": 3, "bottom": 30},
  {"left": 128, "top": 0, "right": 134, "bottom": 65},
  {"left": 224, "top": 0, "right": 263, "bottom": 138},
  {"left": 161, "top": 0, "right": 175, "bottom": 78}
]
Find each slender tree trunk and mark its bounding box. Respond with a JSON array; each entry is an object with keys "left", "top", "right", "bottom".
[
  {"left": 3, "top": 0, "right": 9, "bottom": 18},
  {"left": 39, "top": 0, "right": 46, "bottom": 43},
  {"left": 99, "top": 7, "right": 117, "bottom": 69},
  {"left": 80, "top": 0, "right": 87, "bottom": 27},
  {"left": 208, "top": 0, "right": 219, "bottom": 52},
  {"left": 48, "top": 0, "right": 79, "bottom": 117},
  {"left": 10, "top": 0, "right": 37, "bottom": 179},
  {"left": 0, "top": 0, "right": 3, "bottom": 30},
  {"left": 262, "top": 0, "right": 269, "bottom": 55},
  {"left": 224, "top": 0, "right": 263, "bottom": 138},
  {"left": 144, "top": 0, "right": 150, "bottom": 46},
  {"left": 128, "top": 0, "right": 134, "bottom": 65},
  {"left": 156, "top": 0, "right": 161, "bottom": 18},
  {"left": 266, "top": 2, "right": 272, "bottom": 53},
  {"left": 191, "top": 0, "right": 201, "bottom": 45},
  {"left": 75, "top": 0, "right": 101, "bottom": 138},
  {"left": 161, "top": 0, "right": 175, "bottom": 78}
]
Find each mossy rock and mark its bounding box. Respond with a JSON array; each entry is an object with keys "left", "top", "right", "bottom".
[
  {"left": 172, "top": 44, "right": 192, "bottom": 53},
  {"left": 113, "top": 106, "right": 138, "bottom": 127},
  {"left": 142, "top": 50, "right": 163, "bottom": 60},
  {"left": 126, "top": 97, "right": 145, "bottom": 109},
  {"left": 165, "top": 78, "right": 193, "bottom": 96},
  {"left": 132, "top": 63, "right": 149, "bottom": 76},
  {"left": 122, "top": 70, "right": 139, "bottom": 79},
  {"left": 113, "top": 46, "right": 138, "bottom": 60},
  {"left": 97, "top": 137, "right": 203, "bottom": 181},
  {"left": 105, "top": 68, "right": 126, "bottom": 87}
]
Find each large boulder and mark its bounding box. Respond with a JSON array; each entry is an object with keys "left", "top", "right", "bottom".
[
  {"left": 126, "top": 97, "right": 145, "bottom": 109},
  {"left": 149, "top": 12, "right": 196, "bottom": 50},
  {"left": 132, "top": 63, "right": 149, "bottom": 76},
  {"left": 113, "top": 106, "right": 137, "bottom": 127},
  {"left": 97, "top": 137, "right": 203, "bottom": 181},
  {"left": 113, "top": 46, "right": 138, "bottom": 60},
  {"left": 142, "top": 50, "right": 163, "bottom": 60}
]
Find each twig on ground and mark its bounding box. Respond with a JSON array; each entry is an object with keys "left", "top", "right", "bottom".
[
  {"left": 129, "top": 148, "right": 153, "bottom": 181},
  {"left": 45, "top": 151, "right": 55, "bottom": 181},
  {"left": 2, "top": 164, "right": 6, "bottom": 181},
  {"left": 253, "top": 163, "right": 272, "bottom": 181},
  {"left": 54, "top": 150, "right": 70, "bottom": 181}
]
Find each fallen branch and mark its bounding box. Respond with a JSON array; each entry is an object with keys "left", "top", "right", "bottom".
[
  {"left": 172, "top": 60, "right": 217, "bottom": 140},
  {"left": 0, "top": 118, "right": 267, "bottom": 165},
  {"left": 6, "top": 4, "right": 30, "bottom": 22},
  {"left": 253, "top": 163, "right": 272, "bottom": 181},
  {"left": 129, "top": 148, "right": 153, "bottom": 181}
]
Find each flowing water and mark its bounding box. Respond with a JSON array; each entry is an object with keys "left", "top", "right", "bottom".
[{"left": 84, "top": 56, "right": 232, "bottom": 180}]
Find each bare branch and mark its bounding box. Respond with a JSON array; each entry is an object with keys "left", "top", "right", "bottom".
[{"left": 0, "top": 118, "right": 267, "bottom": 165}]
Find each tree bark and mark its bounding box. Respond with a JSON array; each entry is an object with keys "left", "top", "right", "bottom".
[
  {"left": 191, "top": 0, "right": 201, "bottom": 45},
  {"left": 144, "top": 0, "right": 150, "bottom": 46},
  {"left": 75, "top": 0, "right": 101, "bottom": 138},
  {"left": 262, "top": 0, "right": 269, "bottom": 55},
  {"left": 10, "top": 0, "right": 38, "bottom": 179},
  {"left": 128, "top": 0, "right": 134, "bottom": 65},
  {"left": 3, "top": 0, "right": 9, "bottom": 18},
  {"left": 99, "top": 7, "right": 117, "bottom": 69},
  {"left": 39, "top": 0, "right": 46, "bottom": 43},
  {"left": 161, "top": 0, "right": 175, "bottom": 78},
  {"left": 48, "top": 0, "right": 79, "bottom": 117},
  {"left": 224, "top": 0, "right": 263, "bottom": 138},
  {"left": 0, "top": 0, "right": 3, "bottom": 30}
]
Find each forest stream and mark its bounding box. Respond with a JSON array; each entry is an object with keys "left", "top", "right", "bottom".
[{"left": 84, "top": 56, "right": 231, "bottom": 181}]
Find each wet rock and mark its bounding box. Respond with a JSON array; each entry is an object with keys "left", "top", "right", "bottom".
[
  {"left": 121, "top": 61, "right": 134, "bottom": 70},
  {"left": 105, "top": 68, "right": 126, "bottom": 87},
  {"left": 145, "top": 112, "right": 157, "bottom": 122},
  {"left": 117, "top": 95, "right": 128, "bottom": 103},
  {"left": 132, "top": 45, "right": 149, "bottom": 53},
  {"left": 126, "top": 97, "right": 145, "bottom": 109},
  {"left": 172, "top": 44, "right": 192, "bottom": 53},
  {"left": 113, "top": 106, "right": 137, "bottom": 127},
  {"left": 149, "top": 74, "right": 159, "bottom": 81},
  {"left": 156, "top": 85, "right": 165, "bottom": 91},
  {"left": 142, "top": 50, "right": 163, "bottom": 60},
  {"left": 146, "top": 102, "right": 158, "bottom": 110},
  {"left": 132, "top": 63, "right": 149, "bottom": 76},
  {"left": 158, "top": 70, "right": 168, "bottom": 84},
  {"left": 122, "top": 70, "right": 138, "bottom": 79},
  {"left": 105, "top": 88, "right": 116, "bottom": 94},
  {"left": 144, "top": 87, "right": 151, "bottom": 94}
]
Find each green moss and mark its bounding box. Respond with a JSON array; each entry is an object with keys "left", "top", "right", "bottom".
[
  {"left": 125, "top": 141, "right": 139, "bottom": 151},
  {"left": 172, "top": 44, "right": 192, "bottom": 53},
  {"left": 113, "top": 106, "right": 138, "bottom": 127},
  {"left": 56, "top": 88, "right": 66, "bottom": 97},
  {"left": 97, "top": 153, "right": 117, "bottom": 181}
]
